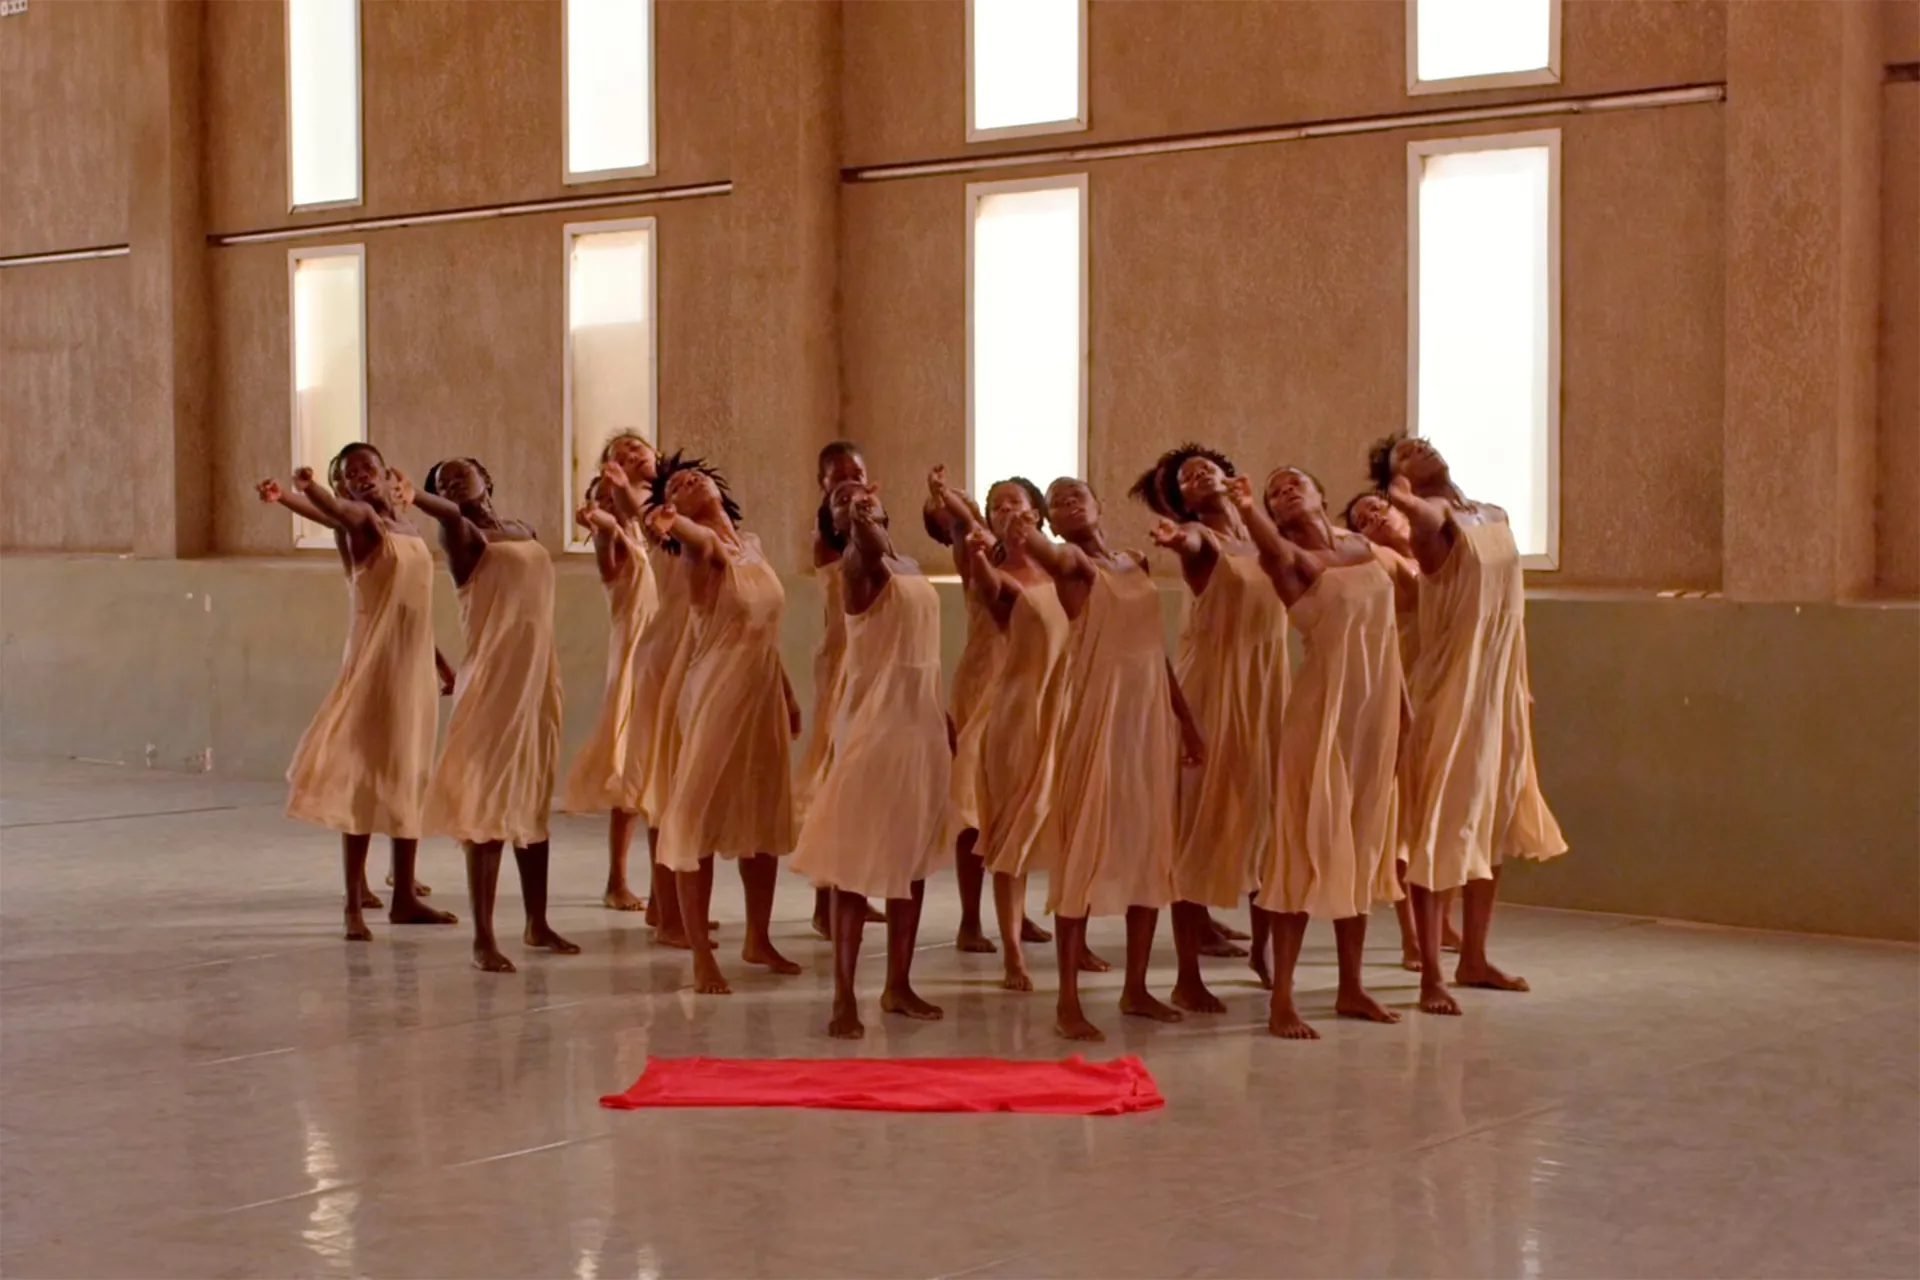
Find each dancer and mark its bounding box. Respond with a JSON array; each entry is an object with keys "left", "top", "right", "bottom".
[
  {"left": 561, "top": 438, "right": 661, "bottom": 912},
  {"left": 1230, "top": 469, "right": 1405, "bottom": 1038},
  {"left": 257, "top": 447, "right": 457, "bottom": 940},
  {"left": 929, "top": 471, "right": 1072, "bottom": 992},
  {"left": 646, "top": 453, "right": 802, "bottom": 995},
  {"left": 797, "top": 441, "right": 886, "bottom": 938},
  {"left": 265, "top": 463, "right": 451, "bottom": 905},
  {"left": 1343, "top": 490, "right": 1434, "bottom": 971},
  {"left": 1021, "top": 478, "right": 1204, "bottom": 1041},
  {"left": 1133, "top": 445, "right": 1290, "bottom": 1012},
  {"left": 792, "top": 480, "right": 949, "bottom": 1037},
  {"left": 1373, "top": 433, "right": 1568, "bottom": 1014},
  {"left": 414, "top": 457, "right": 576, "bottom": 973}
]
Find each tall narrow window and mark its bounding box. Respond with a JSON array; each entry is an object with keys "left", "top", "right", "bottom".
[
  {"left": 1408, "top": 132, "right": 1560, "bottom": 566},
  {"left": 967, "top": 0, "right": 1086, "bottom": 140},
  {"left": 288, "top": 246, "right": 368, "bottom": 549},
  {"left": 967, "top": 176, "right": 1087, "bottom": 505},
  {"left": 565, "top": 0, "right": 655, "bottom": 182},
  {"left": 1408, "top": 0, "right": 1560, "bottom": 94},
  {"left": 564, "top": 219, "right": 656, "bottom": 550},
  {"left": 286, "top": 0, "right": 361, "bottom": 209}
]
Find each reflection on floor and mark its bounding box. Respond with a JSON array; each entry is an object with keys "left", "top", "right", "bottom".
[{"left": 2, "top": 757, "right": 1915, "bottom": 1279}]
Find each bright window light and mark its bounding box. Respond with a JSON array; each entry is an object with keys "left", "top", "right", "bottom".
[
  {"left": 288, "top": 247, "right": 367, "bottom": 548},
  {"left": 286, "top": 0, "right": 361, "bottom": 209},
  {"left": 565, "top": 0, "right": 654, "bottom": 181},
  {"left": 967, "top": 177, "right": 1086, "bottom": 506},
  {"left": 1410, "top": 0, "right": 1559, "bottom": 92},
  {"left": 1409, "top": 135, "right": 1559, "bottom": 565},
  {"left": 968, "top": 0, "right": 1085, "bottom": 139},
  {"left": 564, "top": 220, "right": 656, "bottom": 550}
]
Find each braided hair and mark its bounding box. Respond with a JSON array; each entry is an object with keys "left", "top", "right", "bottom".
[{"left": 649, "top": 451, "right": 743, "bottom": 554}]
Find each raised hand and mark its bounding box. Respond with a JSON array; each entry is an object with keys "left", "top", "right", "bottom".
[
  {"left": 644, "top": 501, "right": 679, "bottom": 540},
  {"left": 256, "top": 478, "right": 284, "bottom": 504},
  {"left": 1225, "top": 474, "right": 1255, "bottom": 511},
  {"left": 293, "top": 466, "right": 319, "bottom": 494},
  {"left": 1149, "top": 519, "right": 1185, "bottom": 550},
  {"left": 1387, "top": 473, "right": 1414, "bottom": 504},
  {"left": 963, "top": 526, "right": 995, "bottom": 559},
  {"left": 390, "top": 468, "right": 416, "bottom": 509},
  {"left": 927, "top": 464, "right": 952, "bottom": 499}
]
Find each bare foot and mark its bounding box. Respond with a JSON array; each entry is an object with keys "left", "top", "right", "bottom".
[
  {"left": 1055, "top": 1012, "right": 1106, "bottom": 1042},
  {"left": 955, "top": 925, "right": 997, "bottom": 954},
  {"left": 389, "top": 899, "right": 458, "bottom": 926},
  {"left": 742, "top": 939, "right": 803, "bottom": 975},
  {"left": 1335, "top": 988, "right": 1402, "bottom": 1024},
  {"left": 386, "top": 872, "right": 431, "bottom": 897},
  {"left": 1210, "top": 915, "right": 1251, "bottom": 942},
  {"left": 864, "top": 903, "right": 886, "bottom": 923},
  {"left": 1268, "top": 1008, "right": 1320, "bottom": 1040},
  {"left": 1250, "top": 947, "right": 1273, "bottom": 990},
  {"left": 1078, "top": 947, "right": 1112, "bottom": 974},
  {"left": 1120, "top": 990, "right": 1185, "bottom": 1023},
  {"left": 828, "top": 1000, "right": 865, "bottom": 1039},
  {"left": 653, "top": 927, "right": 690, "bottom": 950},
  {"left": 524, "top": 923, "right": 582, "bottom": 954},
  {"left": 810, "top": 912, "right": 832, "bottom": 941},
  {"left": 1419, "top": 978, "right": 1463, "bottom": 1016},
  {"left": 1400, "top": 950, "right": 1424, "bottom": 973},
  {"left": 1170, "top": 977, "right": 1226, "bottom": 1014},
  {"left": 1455, "top": 960, "right": 1529, "bottom": 992},
  {"left": 691, "top": 953, "right": 731, "bottom": 994},
  {"left": 1021, "top": 917, "right": 1053, "bottom": 944},
  {"left": 644, "top": 897, "right": 661, "bottom": 928},
  {"left": 358, "top": 885, "right": 383, "bottom": 910},
  {"left": 1001, "top": 966, "right": 1034, "bottom": 992},
  {"left": 602, "top": 886, "right": 647, "bottom": 912},
  {"left": 1198, "top": 936, "right": 1250, "bottom": 959},
  {"left": 880, "top": 986, "right": 944, "bottom": 1021},
  {"left": 1442, "top": 922, "right": 1462, "bottom": 952},
  {"left": 472, "top": 942, "right": 516, "bottom": 973},
  {"left": 344, "top": 910, "right": 373, "bottom": 942}
]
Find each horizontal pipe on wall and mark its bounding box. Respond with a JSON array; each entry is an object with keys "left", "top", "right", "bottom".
[
  {"left": 846, "top": 84, "right": 1727, "bottom": 182},
  {"left": 0, "top": 245, "right": 131, "bottom": 269},
  {"left": 210, "top": 181, "right": 734, "bottom": 247}
]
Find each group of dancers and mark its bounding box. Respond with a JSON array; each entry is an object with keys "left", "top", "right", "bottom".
[{"left": 257, "top": 427, "right": 1566, "bottom": 1042}]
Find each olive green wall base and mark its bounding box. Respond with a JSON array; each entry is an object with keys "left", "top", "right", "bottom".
[{"left": 3, "top": 557, "right": 1914, "bottom": 941}]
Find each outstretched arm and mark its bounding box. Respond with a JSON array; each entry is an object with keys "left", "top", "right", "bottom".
[
  {"left": 960, "top": 528, "right": 1016, "bottom": 625},
  {"left": 1385, "top": 476, "right": 1453, "bottom": 575},
  {"left": 577, "top": 504, "right": 625, "bottom": 583},
  {"left": 1225, "top": 476, "right": 1305, "bottom": 595},
  {"left": 927, "top": 465, "right": 987, "bottom": 539},
  {"left": 643, "top": 502, "right": 726, "bottom": 563},
  {"left": 291, "top": 469, "right": 376, "bottom": 534},
  {"left": 257, "top": 478, "right": 341, "bottom": 531}
]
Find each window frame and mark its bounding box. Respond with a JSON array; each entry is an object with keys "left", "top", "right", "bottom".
[
  {"left": 1405, "top": 0, "right": 1563, "bottom": 97},
  {"left": 283, "top": 0, "right": 364, "bottom": 214},
  {"left": 285, "top": 243, "right": 369, "bottom": 550},
  {"left": 1405, "top": 128, "right": 1562, "bottom": 570},
  {"left": 964, "top": 173, "right": 1090, "bottom": 503},
  {"left": 965, "top": 0, "right": 1090, "bottom": 143},
  {"left": 562, "top": 0, "right": 658, "bottom": 185},
  {"left": 561, "top": 215, "right": 659, "bottom": 553}
]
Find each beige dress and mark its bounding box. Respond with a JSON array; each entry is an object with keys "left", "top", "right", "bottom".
[
  {"left": 655, "top": 536, "right": 794, "bottom": 873},
  {"left": 793, "top": 567, "right": 847, "bottom": 827},
  {"left": 1373, "top": 542, "right": 1421, "bottom": 867},
  {"left": 423, "top": 539, "right": 563, "bottom": 846},
  {"left": 286, "top": 531, "right": 439, "bottom": 839},
  {"left": 1046, "top": 559, "right": 1179, "bottom": 918},
  {"left": 947, "top": 589, "right": 1007, "bottom": 836},
  {"left": 629, "top": 548, "right": 695, "bottom": 826},
  {"left": 1257, "top": 560, "right": 1405, "bottom": 919},
  {"left": 791, "top": 573, "right": 951, "bottom": 900},
  {"left": 1403, "top": 517, "right": 1568, "bottom": 892},
  {"left": 561, "top": 524, "right": 659, "bottom": 812},
  {"left": 1172, "top": 538, "right": 1290, "bottom": 908},
  {"left": 975, "top": 580, "right": 1071, "bottom": 878}
]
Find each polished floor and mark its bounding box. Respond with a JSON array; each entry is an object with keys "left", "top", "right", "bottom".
[{"left": 1, "top": 757, "right": 1915, "bottom": 1279}]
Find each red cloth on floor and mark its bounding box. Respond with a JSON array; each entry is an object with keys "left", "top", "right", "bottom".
[{"left": 599, "top": 1054, "right": 1164, "bottom": 1115}]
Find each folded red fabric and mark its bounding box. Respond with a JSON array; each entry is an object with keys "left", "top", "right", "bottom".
[{"left": 599, "top": 1053, "right": 1165, "bottom": 1115}]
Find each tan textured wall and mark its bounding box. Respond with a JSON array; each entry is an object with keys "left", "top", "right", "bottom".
[
  {"left": 0, "top": 262, "right": 134, "bottom": 551},
  {"left": 842, "top": 0, "right": 1726, "bottom": 168},
  {"left": 204, "top": 0, "right": 733, "bottom": 235},
  {"left": 0, "top": 0, "right": 133, "bottom": 257},
  {"left": 844, "top": 106, "right": 1725, "bottom": 588},
  {"left": 210, "top": 197, "right": 735, "bottom": 556},
  {"left": 1879, "top": 81, "right": 1920, "bottom": 595}
]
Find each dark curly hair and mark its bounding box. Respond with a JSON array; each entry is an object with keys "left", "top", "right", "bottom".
[
  {"left": 816, "top": 440, "right": 864, "bottom": 485},
  {"left": 423, "top": 456, "right": 494, "bottom": 502},
  {"left": 817, "top": 481, "right": 889, "bottom": 554},
  {"left": 648, "top": 451, "right": 743, "bottom": 553},
  {"left": 327, "top": 442, "right": 387, "bottom": 496},
  {"left": 1367, "top": 432, "right": 1408, "bottom": 492},
  {"left": 1129, "top": 443, "right": 1237, "bottom": 522},
  {"left": 1340, "top": 490, "right": 1380, "bottom": 530}
]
